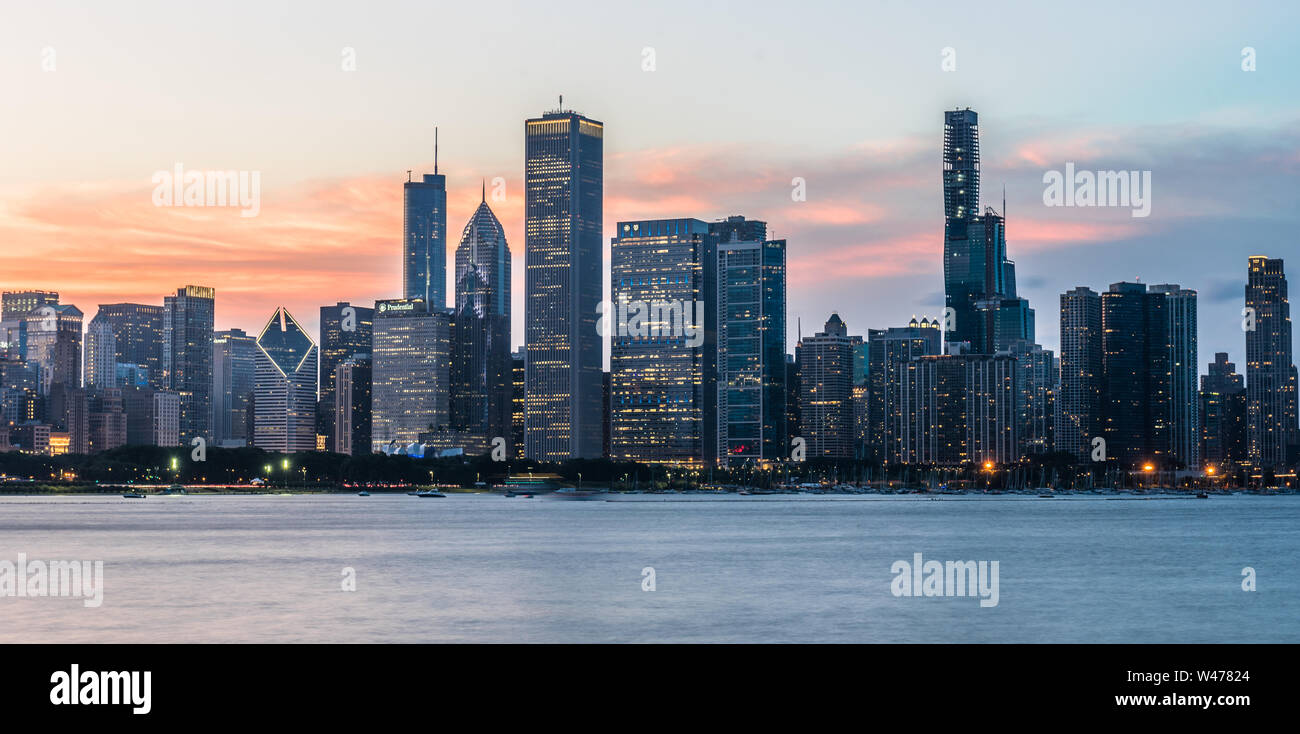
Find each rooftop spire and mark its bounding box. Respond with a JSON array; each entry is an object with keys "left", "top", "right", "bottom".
[
  {"left": 434, "top": 127, "right": 439, "bottom": 175},
  {"left": 482, "top": 178, "right": 486, "bottom": 203}
]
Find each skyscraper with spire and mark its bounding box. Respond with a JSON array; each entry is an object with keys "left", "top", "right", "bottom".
[
  {"left": 941, "top": 108, "right": 1032, "bottom": 353},
  {"left": 403, "top": 130, "right": 447, "bottom": 308},
  {"left": 450, "top": 184, "right": 512, "bottom": 448}
]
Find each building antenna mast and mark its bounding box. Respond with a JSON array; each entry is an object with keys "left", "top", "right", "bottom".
[{"left": 434, "top": 127, "right": 439, "bottom": 175}]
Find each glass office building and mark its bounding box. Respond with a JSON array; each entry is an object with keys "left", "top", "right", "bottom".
[
  {"left": 523, "top": 106, "right": 604, "bottom": 460},
  {"left": 253, "top": 307, "right": 318, "bottom": 453},
  {"left": 715, "top": 224, "right": 786, "bottom": 467},
  {"left": 371, "top": 298, "right": 451, "bottom": 452},
  {"left": 610, "top": 217, "right": 715, "bottom": 467}
]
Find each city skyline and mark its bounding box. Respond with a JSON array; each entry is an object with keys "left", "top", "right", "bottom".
[
  {"left": 2, "top": 2, "right": 1297, "bottom": 372},
  {"left": 4, "top": 104, "right": 1296, "bottom": 470}
]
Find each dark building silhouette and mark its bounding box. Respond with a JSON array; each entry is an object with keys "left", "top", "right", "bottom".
[
  {"left": 319, "top": 302, "right": 374, "bottom": 450},
  {"left": 1101, "top": 282, "right": 1171, "bottom": 468},
  {"left": 1201, "top": 352, "right": 1246, "bottom": 465},
  {"left": 334, "top": 355, "right": 371, "bottom": 456}
]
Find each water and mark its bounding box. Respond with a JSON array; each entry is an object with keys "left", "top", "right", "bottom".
[{"left": 1, "top": 494, "right": 1295, "bottom": 643}]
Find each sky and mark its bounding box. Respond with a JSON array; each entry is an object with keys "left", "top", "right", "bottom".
[{"left": 1, "top": 0, "right": 1297, "bottom": 370}]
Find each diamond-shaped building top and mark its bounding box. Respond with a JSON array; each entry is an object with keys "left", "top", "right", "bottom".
[{"left": 256, "top": 307, "right": 316, "bottom": 377}]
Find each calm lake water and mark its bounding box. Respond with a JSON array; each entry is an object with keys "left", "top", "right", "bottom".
[{"left": 1, "top": 493, "right": 1295, "bottom": 643}]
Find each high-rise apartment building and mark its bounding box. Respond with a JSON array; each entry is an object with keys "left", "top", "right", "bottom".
[
  {"left": 867, "top": 319, "right": 943, "bottom": 464},
  {"left": 796, "top": 313, "right": 861, "bottom": 459}
]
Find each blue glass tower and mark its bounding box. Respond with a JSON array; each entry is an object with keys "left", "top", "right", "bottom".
[{"left": 403, "top": 133, "right": 447, "bottom": 308}]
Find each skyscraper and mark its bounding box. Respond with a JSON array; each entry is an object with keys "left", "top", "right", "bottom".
[
  {"left": 867, "top": 319, "right": 943, "bottom": 464},
  {"left": 84, "top": 316, "right": 117, "bottom": 388},
  {"left": 1148, "top": 284, "right": 1199, "bottom": 467},
  {"left": 943, "top": 109, "right": 979, "bottom": 222},
  {"left": 253, "top": 307, "right": 318, "bottom": 453},
  {"left": 797, "top": 313, "right": 861, "bottom": 459},
  {"left": 333, "top": 355, "right": 371, "bottom": 456},
  {"left": 371, "top": 298, "right": 451, "bottom": 452},
  {"left": 941, "top": 109, "right": 1032, "bottom": 354},
  {"left": 403, "top": 139, "right": 447, "bottom": 308},
  {"left": 450, "top": 193, "right": 512, "bottom": 448},
  {"left": 610, "top": 217, "right": 714, "bottom": 466},
  {"left": 900, "top": 352, "right": 1018, "bottom": 465},
  {"left": 1244, "top": 256, "right": 1297, "bottom": 468},
  {"left": 714, "top": 220, "right": 786, "bottom": 467},
  {"left": 23, "top": 303, "right": 82, "bottom": 399},
  {"left": 510, "top": 347, "right": 525, "bottom": 459},
  {"left": 318, "top": 302, "right": 374, "bottom": 450},
  {"left": 1008, "top": 340, "right": 1056, "bottom": 456},
  {"left": 1056, "top": 287, "right": 1103, "bottom": 461},
  {"left": 1200, "top": 352, "right": 1247, "bottom": 465},
  {"left": 1, "top": 291, "right": 59, "bottom": 362},
  {"left": 1, "top": 290, "right": 59, "bottom": 321},
  {"left": 524, "top": 104, "right": 603, "bottom": 460},
  {"left": 163, "top": 285, "right": 215, "bottom": 444},
  {"left": 89, "top": 303, "right": 165, "bottom": 389},
  {"left": 1101, "top": 282, "right": 1170, "bottom": 468},
  {"left": 213, "top": 328, "right": 257, "bottom": 446}
]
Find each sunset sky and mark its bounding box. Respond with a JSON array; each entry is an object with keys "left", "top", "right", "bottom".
[{"left": 2, "top": 0, "right": 1297, "bottom": 368}]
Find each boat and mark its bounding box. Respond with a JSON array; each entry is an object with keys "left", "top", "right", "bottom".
[
  {"left": 547, "top": 487, "right": 603, "bottom": 501},
  {"left": 1038, "top": 493, "right": 1054, "bottom": 498},
  {"left": 1197, "top": 492, "right": 1209, "bottom": 499},
  {"left": 415, "top": 489, "right": 445, "bottom": 498},
  {"left": 161, "top": 484, "right": 187, "bottom": 496},
  {"left": 357, "top": 491, "right": 370, "bottom": 497},
  {"left": 122, "top": 492, "right": 146, "bottom": 498}
]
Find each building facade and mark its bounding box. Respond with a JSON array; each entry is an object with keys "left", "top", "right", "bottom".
[
  {"left": 610, "top": 217, "right": 714, "bottom": 466},
  {"left": 1244, "top": 256, "right": 1297, "bottom": 467},
  {"left": 318, "top": 302, "right": 374, "bottom": 450},
  {"left": 867, "top": 319, "right": 943, "bottom": 464},
  {"left": 213, "top": 328, "right": 257, "bottom": 446},
  {"left": 450, "top": 196, "right": 512, "bottom": 450},
  {"left": 253, "top": 307, "right": 318, "bottom": 453},
  {"left": 163, "top": 285, "right": 215, "bottom": 444},
  {"left": 715, "top": 223, "right": 786, "bottom": 467},
  {"left": 796, "top": 313, "right": 861, "bottom": 459},
  {"left": 371, "top": 298, "right": 451, "bottom": 452},
  {"left": 524, "top": 106, "right": 604, "bottom": 460},
  {"left": 1201, "top": 352, "right": 1247, "bottom": 466}
]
